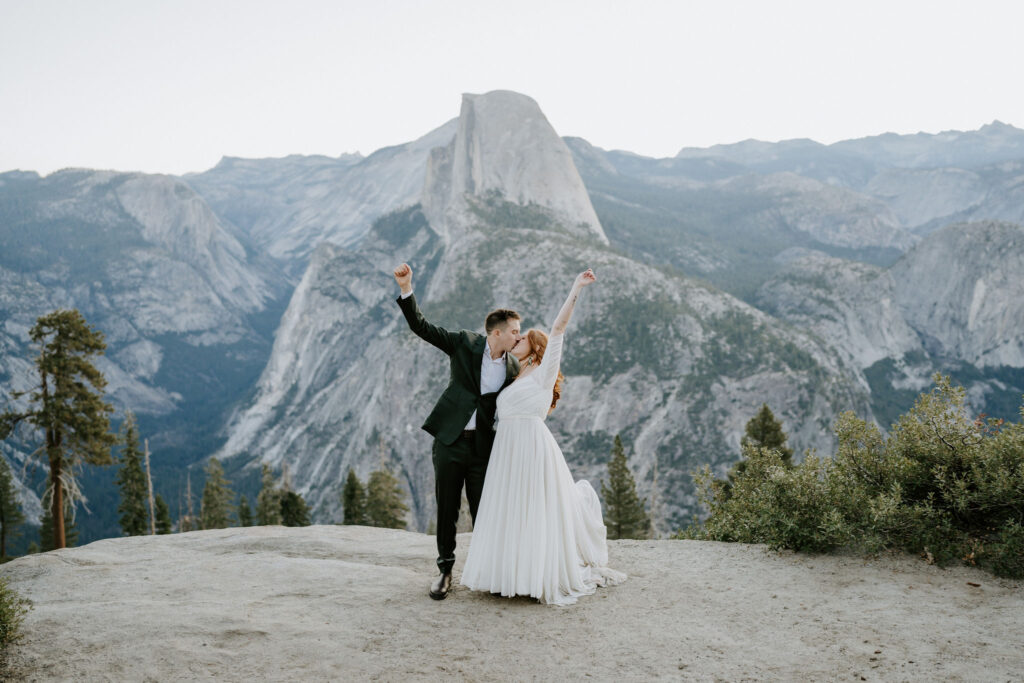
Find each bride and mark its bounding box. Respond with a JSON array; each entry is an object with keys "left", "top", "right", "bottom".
[{"left": 460, "top": 268, "right": 626, "bottom": 605}]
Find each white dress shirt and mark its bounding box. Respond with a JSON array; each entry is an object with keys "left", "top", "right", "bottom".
[
  {"left": 401, "top": 289, "right": 506, "bottom": 431},
  {"left": 468, "top": 340, "right": 507, "bottom": 430}
]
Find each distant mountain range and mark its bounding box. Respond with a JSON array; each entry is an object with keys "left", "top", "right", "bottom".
[{"left": 2, "top": 93, "right": 1021, "bottom": 543}]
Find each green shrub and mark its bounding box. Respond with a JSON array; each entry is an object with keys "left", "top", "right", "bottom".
[
  {"left": 684, "top": 375, "right": 1024, "bottom": 578},
  {"left": 989, "top": 520, "right": 1024, "bottom": 579},
  {"left": 0, "top": 577, "right": 31, "bottom": 647}
]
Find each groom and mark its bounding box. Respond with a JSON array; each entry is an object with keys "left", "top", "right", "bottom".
[{"left": 393, "top": 263, "right": 521, "bottom": 600}]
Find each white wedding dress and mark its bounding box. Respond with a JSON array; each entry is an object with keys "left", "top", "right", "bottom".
[{"left": 460, "top": 333, "right": 626, "bottom": 605}]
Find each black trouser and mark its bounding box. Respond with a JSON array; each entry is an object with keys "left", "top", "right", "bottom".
[{"left": 433, "top": 430, "right": 493, "bottom": 574}]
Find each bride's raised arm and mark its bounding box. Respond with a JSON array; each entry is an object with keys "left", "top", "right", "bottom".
[{"left": 550, "top": 268, "right": 597, "bottom": 336}]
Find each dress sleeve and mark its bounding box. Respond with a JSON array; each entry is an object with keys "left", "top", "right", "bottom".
[{"left": 540, "top": 333, "right": 564, "bottom": 392}]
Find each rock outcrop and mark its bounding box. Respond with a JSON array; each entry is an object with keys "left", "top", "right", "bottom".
[{"left": 2, "top": 527, "right": 1020, "bottom": 681}]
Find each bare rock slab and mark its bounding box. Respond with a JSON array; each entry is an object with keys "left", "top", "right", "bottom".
[{"left": 2, "top": 525, "right": 1022, "bottom": 681}]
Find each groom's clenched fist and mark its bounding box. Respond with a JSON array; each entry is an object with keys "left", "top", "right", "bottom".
[{"left": 394, "top": 263, "right": 413, "bottom": 294}]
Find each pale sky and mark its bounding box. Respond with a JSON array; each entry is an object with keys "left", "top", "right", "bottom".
[{"left": 2, "top": 0, "right": 1022, "bottom": 176}]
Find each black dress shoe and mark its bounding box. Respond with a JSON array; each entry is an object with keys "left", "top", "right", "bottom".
[{"left": 429, "top": 572, "right": 452, "bottom": 600}]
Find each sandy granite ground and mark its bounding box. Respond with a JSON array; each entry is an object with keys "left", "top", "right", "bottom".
[{"left": 1, "top": 525, "right": 1021, "bottom": 681}]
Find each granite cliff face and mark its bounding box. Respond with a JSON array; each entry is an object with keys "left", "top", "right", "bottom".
[
  {"left": 217, "top": 92, "right": 866, "bottom": 531},
  {"left": 890, "top": 221, "right": 1024, "bottom": 368},
  {"left": 756, "top": 221, "right": 1024, "bottom": 424},
  {"left": 756, "top": 249, "right": 922, "bottom": 371},
  {"left": 423, "top": 91, "right": 606, "bottom": 244}
]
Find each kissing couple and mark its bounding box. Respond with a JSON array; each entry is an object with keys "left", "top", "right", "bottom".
[{"left": 394, "top": 263, "right": 626, "bottom": 606}]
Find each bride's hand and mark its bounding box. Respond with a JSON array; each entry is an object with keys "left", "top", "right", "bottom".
[{"left": 575, "top": 268, "right": 596, "bottom": 288}]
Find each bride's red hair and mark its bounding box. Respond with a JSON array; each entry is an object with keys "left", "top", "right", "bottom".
[{"left": 523, "top": 328, "right": 564, "bottom": 413}]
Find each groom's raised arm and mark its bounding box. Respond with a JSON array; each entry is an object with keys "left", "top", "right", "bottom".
[{"left": 394, "top": 263, "right": 456, "bottom": 355}]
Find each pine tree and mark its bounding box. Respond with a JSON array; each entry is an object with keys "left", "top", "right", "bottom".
[
  {"left": 40, "top": 502, "right": 78, "bottom": 551},
  {"left": 365, "top": 467, "right": 409, "bottom": 530},
  {"left": 741, "top": 403, "right": 793, "bottom": 463},
  {"left": 0, "top": 458, "right": 25, "bottom": 558},
  {"left": 722, "top": 403, "right": 794, "bottom": 499},
  {"left": 341, "top": 468, "right": 368, "bottom": 525},
  {"left": 154, "top": 494, "right": 172, "bottom": 534},
  {"left": 200, "top": 457, "right": 233, "bottom": 530},
  {"left": 115, "top": 412, "right": 149, "bottom": 536},
  {"left": 280, "top": 491, "right": 312, "bottom": 527},
  {"left": 237, "top": 495, "right": 254, "bottom": 527},
  {"left": 256, "top": 464, "right": 282, "bottom": 525},
  {"left": 0, "top": 310, "right": 116, "bottom": 550},
  {"left": 600, "top": 434, "right": 650, "bottom": 540}
]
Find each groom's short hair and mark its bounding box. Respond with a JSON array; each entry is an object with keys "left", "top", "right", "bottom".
[{"left": 485, "top": 309, "right": 520, "bottom": 333}]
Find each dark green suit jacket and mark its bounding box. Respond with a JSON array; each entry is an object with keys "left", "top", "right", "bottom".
[{"left": 397, "top": 293, "right": 520, "bottom": 446}]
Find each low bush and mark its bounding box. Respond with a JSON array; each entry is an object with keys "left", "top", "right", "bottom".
[
  {"left": 682, "top": 375, "right": 1024, "bottom": 578},
  {"left": 0, "top": 576, "right": 31, "bottom": 647}
]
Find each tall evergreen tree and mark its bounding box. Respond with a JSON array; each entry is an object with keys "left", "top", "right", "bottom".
[
  {"left": 154, "top": 494, "right": 172, "bottom": 534},
  {"left": 40, "top": 502, "right": 78, "bottom": 551},
  {"left": 600, "top": 434, "right": 650, "bottom": 540},
  {"left": 341, "top": 468, "right": 368, "bottom": 525},
  {"left": 280, "top": 491, "right": 312, "bottom": 527},
  {"left": 366, "top": 467, "right": 409, "bottom": 529},
  {"left": 741, "top": 403, "right": 793, "bottom": 463},
  {"left": 256, "top": 464, "right": 282, "bottom": 525},
  {"left": 722, "top": 403, "right": 794, "bottom": 500},
  {"left": 237, "top": 495, "right": 254, "bottom": 527},
  {"left": 200, "top": 457, "right": 233, "bottom": 530},
  {"left": 0, "top": 309, "right": 116, "bottom": 549},
  {"left": 0, "top": 458, "right": 25, "bottom": 558},
  {"left": 115, "top": 412, "right": 149, "bottom": 536}
]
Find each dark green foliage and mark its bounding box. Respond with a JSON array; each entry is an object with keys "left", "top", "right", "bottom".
[
  {"left": 154, "top": 494, "right": 172, "bottom": 534},
  {"left": 568, "top": 295, "right": 693, "bottom": 381},
  {"left": 988, "top": 520, "right": 1024, "bottom": 578},
  {"left": 279, "top": 491, "right": 311, "bottom": 527},
  {"left": 742, "top": 403, "right": 794, "bottom": 462},
  {"left": 200, "top": 458, "right": 233, "bottom": 530},
  {"left": 372, "top": 205, "right": 430, "bottom": 248},
  {"left": 0, "top": 458, "right": 25, "bottom": 558},
  {"left": 600, "top": 435, "right": 650, "bottom": 539},
  {"left": 466, "top": 191, "right": 571, "bottom": 236},
  {"left": 256, "top": 464, "right": 282, "bottom": 525},
  {"left": 0, "top": 309, "right": 116, "bottom": 550},
  {"left": 237, "top": 495, "right": 254, "bottom": 527},
  {"left": 0, "top": 576, "right": 32, "bottom": 647},
  {"left": 720, "top": 404, "right": 793, "bottom": 501},
  {"left": 366, "top": 468, "right": 408, "bottom": 529},
  {"left": 115, "top": 412, "right": 149, "bottom": 536},
  {"left": 686, "top": 375, "right": 1024, "bottom": 578},
  {"left": 40, "top": 503, "right": 77, "bottom": 551},
  {"left": 341, "top": 468, "right": 368, "bottom": 525}
]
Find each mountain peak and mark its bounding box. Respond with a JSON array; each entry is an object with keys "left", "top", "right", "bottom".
[{"left": 423, "top": 90, "right": 607, "bottom": 243}]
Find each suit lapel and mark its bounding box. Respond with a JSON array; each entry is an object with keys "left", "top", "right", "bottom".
[{"left": 471, "top": 336, "right": 485, "bottom": 395}]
